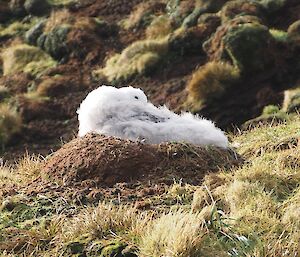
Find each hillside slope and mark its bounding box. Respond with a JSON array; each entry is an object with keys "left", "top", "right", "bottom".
[{"left": 0, "top": 0, "right": 299, "bottom": 160}]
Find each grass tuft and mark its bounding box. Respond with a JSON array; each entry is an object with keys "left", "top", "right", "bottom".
[
  {"left": 187, "top": 61, "right": 240, "bottom": 110},
  {"left": 94, "top": 38, "right": 168, "bottom": 82},
  {"left": 0, "top": 104, "right": 22, "bottom": 147},
  {"left": 1, "top": 44, "right": 57, "bottom": 77}
]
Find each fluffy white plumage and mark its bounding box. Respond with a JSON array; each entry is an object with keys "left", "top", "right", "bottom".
[{"left": 77, "top": 85, "right": 228, "bottom": 148}]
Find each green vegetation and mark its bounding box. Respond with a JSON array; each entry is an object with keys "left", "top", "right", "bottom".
[
  {"left": 145, "top": 15, "right": 174, "bottom": 39},
  {"left": 187, "top": 61, "right": 240, "bottom": 109},
  {"left": 0, "top": 0, "right": 300, "bottom": 256},
  {"left": 48, "top": 0, "right": 78, "bottom": 6},
  {"left": 223, "top": 23, "right": 273, "bottom": 73},
  {"left": 1, "top": 44, "right": 56, "bottom": 77},
  {"left": 0, "top": 117, "right": 299, "bottom": 256},
  {"left": 0, "top": 18, "right": 39, "bottom": 38},
  {"left": 94, "top": 38, "right": 169, "bottom": 82},
  {"left": 269, "top": 28, "right": 289, "bottom": 43},
  {"left": 243, "top": 105, "right": 289, "bottom": 128},
  {"left": 283, "top": 87, "right": 300, "bottom": 113},
  {"left": 0, "top": 104, "right": 22, "bottom": 147}
]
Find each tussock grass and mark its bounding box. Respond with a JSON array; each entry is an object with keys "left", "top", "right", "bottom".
[
  {"left": 0, "top": 154, "right": 44, "bottom": 194},
  {"left": 187, "top": 61, "right": 240, "bottom": 110},
  {"left": 1, "top": 44, "right": 57, "bottom": 76},
  {"left": 139, "top": 210, "right": 206, "bottom": 257},
  {"left": 146, "top": 15, "right": 174, "bottom": 39},
  {"left": 60, "top": 203, "right": 150, "bottom": 243},
  {"left": 94, "top": 38, "right": 168, "bottom": 82},
  {"left": 0, "top": 18, "right": 41, "bottom": 39},
  {"left": 0, "top": 104, "right": 22, "bottom": 146}
]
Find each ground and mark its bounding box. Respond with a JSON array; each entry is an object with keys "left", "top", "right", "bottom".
[{"left": 0, "top": 0, "right": 300, "bottom": 256}]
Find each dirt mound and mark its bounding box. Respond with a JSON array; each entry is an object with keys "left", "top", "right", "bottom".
[{"left": 43, "top": 134, "right": 241, "bottom": 187}]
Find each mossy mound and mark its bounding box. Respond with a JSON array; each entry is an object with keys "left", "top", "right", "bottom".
[
  {"left": 166, "top": 0, "right": 227, "bottom": 27},
  {"left": 1, "top": 44, "right": 56, "bottom": 77},
  {"left": 26, "top": 14, "right": 114, "bottom": 61},
  {"left": 37, "top": 25, "right": 71, "bottom": 60},
  {"left": 204, "top": 15, "right": 275, "bottom": 74},
  {"left": 43, "top": 134, "right": 241, "bottom": 187}
]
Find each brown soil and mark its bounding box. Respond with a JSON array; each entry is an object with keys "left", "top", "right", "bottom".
[
  {"left": 1, "top": 134, "right": 242, "bottom": 207},
  {"left": 43, "top": 134, "right": 241, "bottom": 187}
]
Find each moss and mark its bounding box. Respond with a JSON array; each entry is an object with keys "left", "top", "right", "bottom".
[
  {"left": 166, "top": 0, "right": 225, "bottom": 27},
  {"left": 38, "top": 24, "right": 71, "bottom": 60},
  {"left": 269, "top": 28, "right": 289, "bottom": 43},
  {"left": 182, "top": 0, "right": 227, "bottom": 27},
  {"left": 100, "top": 241, "right": 128, "bottom": 257},
  {"left": 1, "top": 44, "right": 57, "bottom": 77},
  {"left": 94, "top": 38, "right": 168, "bottom": 82},
  {"left": 223, "top": 23, "right": 273, "bottom": 73},
  {"left": 0, "top": 104, "right": 22, "bottom": 146},
  {"left": 67, "top": 241, "right": 85, "bottom": 254},
  {"left": 262, "top": 104, "right": 280, "bottom": 115},
  {"left": 203, "top": 15, "right": 277, "bottom": 76},
  {"left": 25, "top": 19, "right": 46, "bottom": 45}
]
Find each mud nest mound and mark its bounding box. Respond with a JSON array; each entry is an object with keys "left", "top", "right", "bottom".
[{"left": 43, "top": 134, "right": 241, "bottom": 187}]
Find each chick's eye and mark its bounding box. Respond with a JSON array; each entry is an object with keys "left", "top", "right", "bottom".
[{"left": 134, "top": 96, "right": 139, "bottom": 99}]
